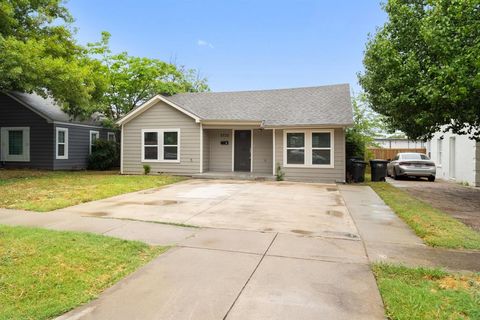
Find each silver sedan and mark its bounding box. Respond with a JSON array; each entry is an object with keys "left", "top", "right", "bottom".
[{"left": 387, "top": 153, "right": 436, "bottom": 181}]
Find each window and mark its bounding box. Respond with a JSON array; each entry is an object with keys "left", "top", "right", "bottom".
[
  {"left": 89, "top": 130, "right": 99, "bottom": 154},
  {"left": 107, "top": 132, "right": 116, "bottom": 142},
  {"left": 0, "top": 127, "right": 30, "bottom": 162},
  {"left": 437, "top": 139, "right": 442, "bottom": 165},
  {"left": 142, "top": 129, "right": 180, "bottom": 162},
  {"left": 286, "top": 132, "right": 305, "bottom": 164},
  {"left": 56, "top": 128, "right": 68, "bottom": 159},
  {"left": 312, "top": 132, "right": 331, "bottom": 165},
  {"left": 283, "top": 129, "right": 334, "bottom": 167}
]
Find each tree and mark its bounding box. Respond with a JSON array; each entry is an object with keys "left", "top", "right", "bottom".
[
  {"left": 346, "top": 94, "right": 385, "bottom": 159},
  {"left": 0, "top": 0, "right": 106, "bottom": 118},
  {"left": 359, "top": 0, "right": 480, "bottom": 140},
  {"left": 90, "top": 33, "right": 209, "bottom": 121}
]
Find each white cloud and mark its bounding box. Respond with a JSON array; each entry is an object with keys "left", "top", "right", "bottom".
[{"left": 197, "top": 39, "right": 214, "bottom": 48}]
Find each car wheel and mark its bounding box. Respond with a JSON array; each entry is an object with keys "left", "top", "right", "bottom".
[
  {"left": 392, "top": 168, "right": 399, "bottom": 180},
  {"left": 428, "top": 176, "right": 435, "bottom": 182}
]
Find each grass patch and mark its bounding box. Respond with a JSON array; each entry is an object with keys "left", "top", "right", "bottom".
[
  {"left": 373, "top": 263, "right": 480, "bottom": 320},
  {"left": 0, "top": 225, "right": 167, "bottom": 320},
  {"left": 367, "top": 179, "right": 480, "bottom": 249},
  {"left": 0, "top": 169, "right": 184, "bottom": 212}
]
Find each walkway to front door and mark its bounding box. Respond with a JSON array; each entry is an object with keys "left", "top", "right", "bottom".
[{"left": 234, "top": 130, "right": 251, "bottom": 171}]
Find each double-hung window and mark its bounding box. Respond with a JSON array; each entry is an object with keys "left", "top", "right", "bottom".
[
  {"left": 311, "top": 131, "right": 332, "bottom": 165},
  {"left": 107, "top": 132, "right": 116, "bottom": 142},
  {"left": 284, "top": 129, "right": 334, "bottom": 168},
  {"left": 142, "top": 129, "right": 180, "bottom": 162},
  {"left": 286, "top": 132, "right": 305, "bottom": 164},
  {"left": 56, "top": 128, "right": 68, "bottom": 159},
  {"left": 89, "top": 130, "right": 99, "bottom": 154},
  {"left": 0, "top": 127, "right": 30, "bottom": 162}
]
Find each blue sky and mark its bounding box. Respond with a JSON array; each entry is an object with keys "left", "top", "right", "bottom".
[{"left": 67, "top": 1, "right": 387, "bottom": 93}]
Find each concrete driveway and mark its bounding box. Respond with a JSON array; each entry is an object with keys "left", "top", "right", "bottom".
[
  {"left": 58, "top": 179, "right": 359, "bottom": 239},
  {"left": 19, "top": 179, "right": 384, "bottom": 319}
]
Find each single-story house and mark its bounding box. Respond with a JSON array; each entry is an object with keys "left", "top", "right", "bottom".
[
  {"left": 117, "top": 84, "right": 353, "bottom": 182},
  {"left": 0, "top": 92, "right": 115, "bottom": 170},
  {"left": 426, "top": 128, "right": 480, "bottom": 187}
]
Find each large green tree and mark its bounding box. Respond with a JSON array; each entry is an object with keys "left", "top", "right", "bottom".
[
  {"left": 0, "top": 0, "right": 106, "bottom": 117},
  {"left": 359, "top": 0, "right": 480, "bottom": 140},
  {"left": 91, "top": 33, "right": 209, "bottom": 120}
]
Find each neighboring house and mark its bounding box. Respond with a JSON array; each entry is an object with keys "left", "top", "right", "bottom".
[
  {"left": 0, "top": 92, "right": 115, "bottom": 170},
  {"left": 374, "top": 137, "right": 425, "bottom": 149},
  {"left": 117, "top": 84, "right": 353, "bottom": 182},
  {"left": 427, "top": 130, "right": 480, "bottom": 187}
]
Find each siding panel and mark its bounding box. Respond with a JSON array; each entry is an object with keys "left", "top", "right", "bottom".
[
  {"left": 0, "top": 93, "right": 54, "bottom": 169},
  {"left": 53, "top": 125, "right": 113, "bottom": 170},
  {"left": 123, "top": 101, "right": 200, "bottom": 174},
  {"left": 208, "top": 129, "right": 233, "bottom": 172},
  {"left": 275, "top": 128, "right": 345, "bottom": 182},
  {"left": 253, "top": 129, "right": 273, "bottom": 174}
]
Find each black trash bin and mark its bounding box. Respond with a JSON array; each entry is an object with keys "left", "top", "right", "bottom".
[
  {"left": 351, "top": 160, "right": 367, "bottom": 183},
  {"left": 370, "top": 159, "right": 389, "bottom": 182}
]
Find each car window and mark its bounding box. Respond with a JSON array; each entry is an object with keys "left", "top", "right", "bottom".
[{"left": 401, "top": 153, "right": 430, "bottom": 160}]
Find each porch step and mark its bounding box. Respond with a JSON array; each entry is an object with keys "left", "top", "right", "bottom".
[{"left": 191, "top": 172, "right": 275, "bottom": 181}]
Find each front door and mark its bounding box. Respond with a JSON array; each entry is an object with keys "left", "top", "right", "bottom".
[{"left": 234, "top": 130, "right": 251, "bottom": 171}]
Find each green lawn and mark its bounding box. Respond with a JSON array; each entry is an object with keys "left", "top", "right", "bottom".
[
  {"left": 0, "top": 225, "right": 167, "bottom": 320},
  {"left": 373, "top": 263, "right": 480, "bottom": 320},
  {"left": 367, "top": 180, "right": 480, "bottom": 250},
  {"left": 0, "top": 170, "right": 184, "bottom": 212}
]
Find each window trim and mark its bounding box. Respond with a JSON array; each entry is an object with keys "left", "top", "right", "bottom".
[
  {"left": 89, "top": 130, "right": 99, "bottom": 154},
  {"left": 0, "top": 127, "right": 30, "bottom": 162},
  {"left": 107, "top": 132, "right": 116, "bottom": 142},
  {"left": 141, "top": 129, "right": 180, "bottom": 163},
  {"left": 283, "top": 129, "right": 334, "bottom": 168},
  {"left": 55, "top": 127, "right": 69, "bottom": 160}
]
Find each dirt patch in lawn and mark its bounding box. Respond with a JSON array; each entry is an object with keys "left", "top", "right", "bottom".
[{"left": 388, "top": 178, "right": 480, "bottom": 232}]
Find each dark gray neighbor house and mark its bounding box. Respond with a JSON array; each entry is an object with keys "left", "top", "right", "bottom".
[{"left": 0, "top": 92, "right": 115, "bottom": 170}]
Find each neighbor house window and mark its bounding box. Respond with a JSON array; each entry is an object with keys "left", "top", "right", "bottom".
[
  {"left": 284, "top": 129, "right": 334, "bottom": 167},
  {"left": 142, "top": 129, "right": 180, "bottom": 162},
  {"left": 56, "top": 128, "right": 68, "bottom": 159},
  {"left": 0, "top": 127, "right": 30, "bottom": 162},
  {"left": 437, "top": 139, "right": 442, "bottom": 165},
  {"left": 89, "top": 130, "right": 99, "bottom": 154},
  {"left": 107, "top": 132, "right": 116, "bottom": 142}
]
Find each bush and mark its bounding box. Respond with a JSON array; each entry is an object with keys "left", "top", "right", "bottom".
[
  {"left": 275, "top": 163, "right": 285, "bottom": 181},
  {"left": 143, "top": 164, "right": 151, "bottom": 175},
  {"left": 87, "top": 140, "right": 119, "bottom": 170}
]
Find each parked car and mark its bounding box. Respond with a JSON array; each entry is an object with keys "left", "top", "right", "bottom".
[{"left": 387, "top": 152, "right": 436, "bottom": 181}]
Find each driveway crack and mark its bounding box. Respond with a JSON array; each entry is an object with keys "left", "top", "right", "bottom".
[{"left": 222, "top": 232, "right": 278, "bottom": 320}]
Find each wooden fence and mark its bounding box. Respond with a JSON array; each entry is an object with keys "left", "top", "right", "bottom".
[{"left": 367, "top": 148, "right": 427, "bottom": 160}]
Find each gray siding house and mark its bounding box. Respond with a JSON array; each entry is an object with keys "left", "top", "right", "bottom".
[
  {"left": 118, "top": 84, "right": 353, "bottom": 182},
  {"left": 0, "top": 92, "right": 115, "bottom": 170}
]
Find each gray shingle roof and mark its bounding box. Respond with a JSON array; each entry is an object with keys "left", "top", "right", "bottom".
[
  {"left": 163, "top": 84, "right": 353, "bottom": 126},
  {"left": 7, "top": 91, "right": 104, "bottom": 126}
]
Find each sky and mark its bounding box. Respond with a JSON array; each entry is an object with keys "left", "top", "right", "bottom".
[{"left": 66, "top": 0, "right": 387, "bottom": 93}]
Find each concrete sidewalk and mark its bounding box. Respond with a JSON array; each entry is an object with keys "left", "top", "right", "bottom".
[
  {"left": 0, "top": 208, "right": 385, "bottom": 320},
  {"left": 338, "top": 184, "right": 480, "bottom": 272}
]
